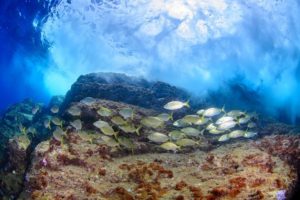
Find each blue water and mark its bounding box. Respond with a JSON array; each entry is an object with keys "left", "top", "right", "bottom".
[{"left": 1, "top": 0, "right": 300, "bottom": 124}]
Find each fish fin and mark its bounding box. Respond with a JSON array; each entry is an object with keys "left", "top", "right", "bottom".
[
  {"left": 170, "top": 112, "right": 173, "bottom": 121},
  {"left": 136, "top": 126, "right": 142, "bottom": 136},
  {"left": 200, "top": 129, "right": 205, "bottom": 135},
  {"left": 184, "top": 100, "right": 190, "bottom": 108},
  {"left": 221, "top": 105, "right": 226, "bottom": 113}
]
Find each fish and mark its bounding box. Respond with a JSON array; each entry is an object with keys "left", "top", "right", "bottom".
[
  {"left": 117, "top": 136, "right": 135, "bottom": 150},
  {"left": 27, "top": 126, "right": 37, "bottom": 135},
  {"left": 20, "top": 113, "right": 33, "bottom": 121},
  {"left": 218, "top": 134, "right": 230, "bottom": 142},
  {"left": 194, "top": 117, "right": 209, "bottom": 125},
  {"left": 182, "top": 115, "right": 201, "bottom": 124},
  {"left": 228, "top": 130, "right": 245, "bottom": 138},
  {"left": 80, "top": 97, "right": 97, "bottom": 106},
  {"left": 227, "top": 110, "right": 245, "bottom": 118},
  {"left": 50, "top": 105, "right": 59, "bottom": 114},
  {"left": 97, "top": 106, "right": 113, "bottom": 117},
  {"left": 43, "top": 118, "right": 51, "bottom": 129},
  {"left": 163, "top": 100, "right": 189, "bottom": 110},
  {"left": 247, "top": 122, "right": 257, "bottom": 129},
  {"left": 70, "top": 119, "right": 82, "bottom": 131},
  {"left": 100, "top": 125, "right": 118, "bottom": 136},
  {"left": 209, "top": 128, "right": 224, "bottom": 134},
  {"left": 101, "top": 135, "right": 119, "bottom": 147},
  {"left": 217, "top": 121, "right": 236, "bottom": 131},
  {"left": 215, "top": 116, "right": 234, "bottom": 125},
  {"left": 244, "top": 131, "right": 258, "bottom": 138},
  {"left": 119, "top": 124, "right": 141, "bottom": 135},
  {"left": 53, "top": 127, "right": 66, "bottom": 142},
  {"left": 203, "top": 107, "right": 224, "bottom": 117},
  {"left": 147, "top": 132, "right": 169, "bottom": 143},
  {"left": 169, "top": 130, "right": 186, "bottom": 141},
  {"left": 196, "top": 109, "right": 205, "bottom": 115},
  {"left": 32, "top": 105, "right": 40, "bottom": 115},
  {"left": 141, "top": 116, "right": 164, "bottom": 128},
  {"left": 157, "top": 113, "right": 173, "bottom": 122},
  {"left": 206, "top": 123, "right": 216, "bottom": 131},
  {"left": 176, "top": 138, "right": 198, "bottom": 147},
  {"left": 160, "top": 142, "right": 180, "bottom": 151},
  {"left": 238, "top": 116, "right": 251, "bottom": 124},
  {"left": 67, "top": 105, "right": 81, "bottom": 116},
  {"left": 119, "top": 107, "right": 134, "bottom": 119},
  {"left": 93, "top": 120, "right": 110, "bottom": 129},
  {"left": 181, "top": 127, "right": 202, "bottom": 137},
  {"left": 51, "top": 117, "right": 63, "bottom": 127},
  {"left": 111, "top": 116, "right": 127, "bottom": 126},
  {"left": 173, "top": 119, "right": 190, "bottom": 127}
]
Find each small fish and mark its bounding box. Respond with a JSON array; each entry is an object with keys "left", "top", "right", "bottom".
[
  {"left": 27, "top": 126, "right": 37, "bottom": 135},
  {"left": 119, "top": 107, "right": 134, "bottom": 119},
  {"left": 67, "top": 105, "right": 81, "bottom": 116},
  {"left": 196, "top": 109, "right": 205, "bottom": 115},
  {"left": 218, "top": 134, "right": 230, "bottom": 142},
  {"left": 169, "top": 130, "right": 186, "bottom": 141},
  {"left": 247, "top": 122, "right": 257, "bottom": 129},
  {"left": 163, "top": 100, "right": 189, "bottom": 111},
  {"left": 141, "top": 116, "right": 164, "bottom": 128},
  {"left": 70, "top": 119, "right": 82, "bottom": 131},
  {"left": 206, "top": 123, "right": 216, "bottom": 131},
  {"left": 93, "top": 120, "right": 110, "bottom": 129},
  {"left": 238, "top": 116, "right": 251, "bottom": 124},
  {"left": 182, "top": 115, "right": 201, "bottom": 124},
  {"left": 217, "top": 121, "right": 236, "bottom": 131},
  {"left": 203, "top": 107, "right": 224, "bottom": 117},
  {"left": 173, "top": 119, "right": 190, "bottom": 127},
  {"left": 209, "top": 128, "right": 224, "bottom": 134},
  {"left": 181, "top": 127, "right": 202, "bottom": 137},
  {"left": 215, "top": 116, "right": 234, "bottom": 125},
  {"left": 32, "top": 105, "right": 40, "bottom": 115},
  {"left": 147, "top": 132, "right": 169, "bottom": 143},
  {"left": 176, "top": 138, "right": 198, "bottom": 147},
  {"left": 20, "top": 113, "right": 33, "bottom": 121},
  {"left": 100, "top": 125, "right": 118, "bottom": 136},
  {"left": 160, "top": 142, "right": 180, "bottom": 151},
  {"left": 50, "top": 105, "right": 59, "bottom": 114},
  {"left": 157, "top": 113, "right": 173, "bottom": 122},
  {"left": 194, "top": 117, "right": 209, "bottom": 125},
  {"left": 227, "top": 110, "right": 245, "bottom": 118},
  {"left": 101, "top": 135, "right": 119, "bottom": 147},
  {"left": 244, "top": 131, "right": 258, "bottom": 138},
  {"left": 97, "top": 106, "right": 112, "bottom": 117},
  {"left": 43, "top": 118, "right": 51, "bottom": 129},
  {"left": 51, "top": 117, "right": 63, "bottom": 127},
  {"left": 53, "top": 127, "right": 66, "bottom": 142},
  {"left": 80, "top": 97, "right": 97, "bottom": 106},
  {"left": 117, "top": 136, "right": 135, "bottom": 150},
  {"left": 228, "top": 130, "right": 245, "bottom": 138},
  {"left": 111, "top": 116, "right": 127, "bottom": 126},
  {"left": 119, "top": 124, "right": 141, "bottom": 135}
]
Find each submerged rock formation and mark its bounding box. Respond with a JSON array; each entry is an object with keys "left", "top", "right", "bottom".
[
  {"left": 0, "top": 72, "right": 300, "bottom": 199},
  {"left": 61, "top": 72, "right": 192, "bottom": 111}
]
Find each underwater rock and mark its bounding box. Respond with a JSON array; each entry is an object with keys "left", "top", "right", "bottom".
[
  {"left": 19, "top": 138, "right": 297, "bottom": 199},
  {"left": 0, "top": 135, "right": 31, "bottom": 199},
  {"left": 61, "top": 72, "right": 192, "bottom": 111}
]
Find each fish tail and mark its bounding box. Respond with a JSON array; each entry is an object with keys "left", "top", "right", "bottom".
[
  {"left": 170, "top": 112, "right": 173, "bottom": 121},
  {"left": 185, "top": 100, "right": 190, "bottom": 108},
  {"left": 136, "top": 126, "right": 142, "bottom": 136},
  {"left": 221, "top": 105, "right": 226, "bottom": 113}
]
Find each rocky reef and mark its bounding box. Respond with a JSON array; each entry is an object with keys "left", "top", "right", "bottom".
[
  {"left": 61, "top": 72, "right": 193, "bottom": 111},
  {"left": 0, "top": 72, "right": 300, "bottom": 199}
]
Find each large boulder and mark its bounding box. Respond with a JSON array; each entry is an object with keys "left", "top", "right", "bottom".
[{"left": 61, "top": 72, "right": 191, "bottom": 111}]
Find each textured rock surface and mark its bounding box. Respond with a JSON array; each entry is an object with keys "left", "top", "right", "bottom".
[
  {"left": 19, "top": 136, "right": 297, "bottom": 200},
  {"left": 61, "top": 73, "right": 192, "bottom": 111}
]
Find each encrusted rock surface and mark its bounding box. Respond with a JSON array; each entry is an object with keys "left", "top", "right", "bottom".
[{"left": 19, "top": 134, "right": 297, "bottom": 200}]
